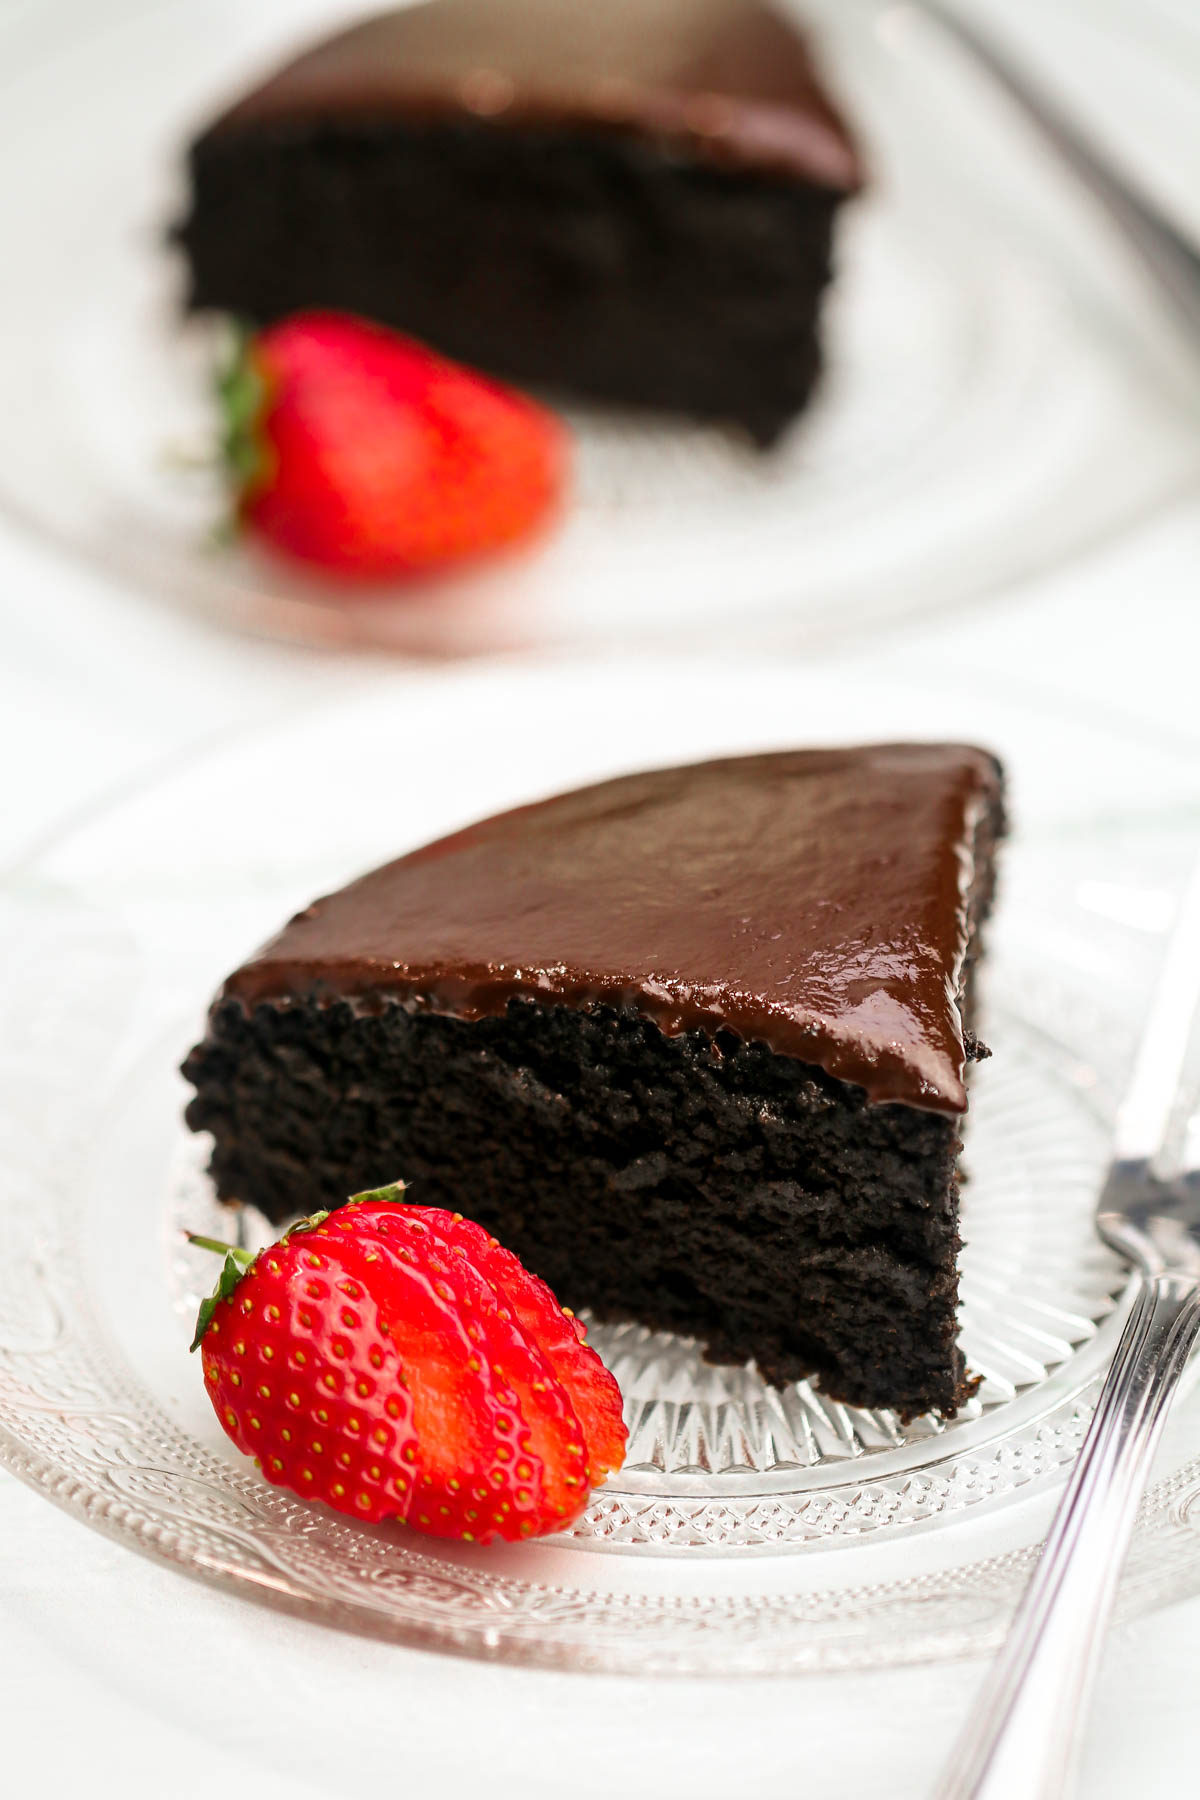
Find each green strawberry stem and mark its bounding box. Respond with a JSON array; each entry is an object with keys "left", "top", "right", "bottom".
[
  {"left": 216, "top": 321, "right": 271, "bottom": 510},
  {"left": 348, "top": 1181, "right": 408, "bottom": 1207},
  {"left": 185, "top": 1232, "right": 254, "bottom": 1261},
  {"left": 186, "top": 1185, "right": 408, "bottom": 1354}
]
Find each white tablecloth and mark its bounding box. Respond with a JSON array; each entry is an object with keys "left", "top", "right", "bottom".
[{"left": 2, "top": 0, "right": 1199, "bottom": 1792}]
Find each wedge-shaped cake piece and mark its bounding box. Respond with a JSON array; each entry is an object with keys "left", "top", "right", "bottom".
[
  {"left": 184, "top": 745, "right": 1004, "bottom": 1418},
  {"left": 176, "top": 0, "right": 862, "bottom": 444}
]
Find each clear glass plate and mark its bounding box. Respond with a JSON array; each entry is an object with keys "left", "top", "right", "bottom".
[
  {"left": 3, "top": 661, "right": 1200, "bottom": 1672},
  {"left": 169, "top": 1002, "right": 1123, "bottom": 1554},
  {"left": 0, "top": 0, "right": 1195, "bottom": 655}
]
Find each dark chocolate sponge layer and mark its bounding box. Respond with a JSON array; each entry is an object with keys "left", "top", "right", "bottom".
[
  {"left": 185, "top": 998, "right": 982, "bottom": 1416},
  {"left": 181, "top": 120, "right": 838, "bottom": 444}
]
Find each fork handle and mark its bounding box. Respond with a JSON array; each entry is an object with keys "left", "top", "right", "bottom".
[
  {"left": 915, "top": 1, "right": 1200, "bottom": 346},
  {"left": 936, "top": 1271, "right": 1200, "bottom": 1800},
  {"left": 913, "top": 3, "right": 1200, "bottom": 343}
]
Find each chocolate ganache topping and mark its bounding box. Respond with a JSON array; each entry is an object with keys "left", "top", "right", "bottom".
[
  {"left": 206, "top": 0, "right": 863, "bottom": 191},
  {"left": 221, "top": 745, "right": 1001, "bottom": 1114}
]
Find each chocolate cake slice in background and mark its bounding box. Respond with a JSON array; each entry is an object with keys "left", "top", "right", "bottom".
[
  {"left": 175, "top": 0, "right": 863, "bottom": 444},
  {"left": 184, "top": 746, "right": 1004, "bottom": 1419}
]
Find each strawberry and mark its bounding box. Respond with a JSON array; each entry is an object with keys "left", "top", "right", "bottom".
[
  {"left": 189, "top": 1185, "right": 625, "bottom": 1543},
  {"left": 219, "top": 310, "right": 568, "bottom": 581}
]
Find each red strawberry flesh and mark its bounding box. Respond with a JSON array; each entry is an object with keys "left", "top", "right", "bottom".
[
  {"left": 328, "top": 1205, "right": 591, "bottom": 1537},
  {"left": 228, "top": 311, "right": 568, "bottom": 582},
  {"left": 374, "top": 1200, "right": 627, "bottom": 1486}
]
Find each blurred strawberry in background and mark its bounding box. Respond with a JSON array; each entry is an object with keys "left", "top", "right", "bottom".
[{"left": 219, "top": 311, "right": 569, "bottom": 583}]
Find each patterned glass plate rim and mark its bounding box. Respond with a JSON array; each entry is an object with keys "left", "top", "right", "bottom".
[
  {"left": 165, "top": 998, "right": 1127, "bottom": 1550},
  {"left": 3, "top": 662, "right": 1200, "bottom": 1674}
]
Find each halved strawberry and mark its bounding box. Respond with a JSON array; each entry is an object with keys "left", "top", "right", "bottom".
[{"left": 191, "top": 1186, "right": 612, "bottom": 1544}]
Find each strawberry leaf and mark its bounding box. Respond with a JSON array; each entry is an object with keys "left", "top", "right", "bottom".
[
  {"left": 186, "top": 1191, "right": 403, "bottom": 1353},
  {"left": 216, "top": 322, "right": 273, "bottom": 506},
  {"left": 189, "top": 1242, "right": 256, "bottom": 1353}
]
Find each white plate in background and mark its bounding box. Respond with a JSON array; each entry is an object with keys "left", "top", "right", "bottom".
[{"left": 0, "top": 0, "right": 1196, "bottom": 655}]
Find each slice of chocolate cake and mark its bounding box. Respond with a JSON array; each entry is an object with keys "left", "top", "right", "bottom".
[
  {"left": 183, "top": 746, "right": 1004, "bottom": 1418},
  {"left": 176, "top": 0, "right": 863, "bottom": 444}
]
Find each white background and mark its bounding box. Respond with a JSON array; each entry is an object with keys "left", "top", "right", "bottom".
[{"left": 1, "top": 0, "right": 1199, "bottom": 1794}]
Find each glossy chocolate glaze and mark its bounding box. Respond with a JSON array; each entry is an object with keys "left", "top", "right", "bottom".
[
  {"left": 206, "top": 0, "right": 862, "bottom": 190},
  {"left": 222, "top": 746, "right": 1001, "bottom": 1114}
]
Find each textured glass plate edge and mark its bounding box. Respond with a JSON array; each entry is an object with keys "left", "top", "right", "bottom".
[
  {"left": 162, "top": 1000, "right": 1127, "bottom": 1555},
  {"left": 4, "top": 1204, "right": 1200, "bottom": 1682},
  {"left": 5, "top": 902, "right": 1200, "bottom": 1671},
  {"left": 6, "top": 1355, "right": 1200, "bottom": 1679}
]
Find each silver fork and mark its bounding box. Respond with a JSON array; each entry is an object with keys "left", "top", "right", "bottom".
[
  {"left": 896, "top": 1, "right": 1200, "bottom": 347},
  {"left": 937, "top": 854, "right": 1200, "bottom": 1799}
]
